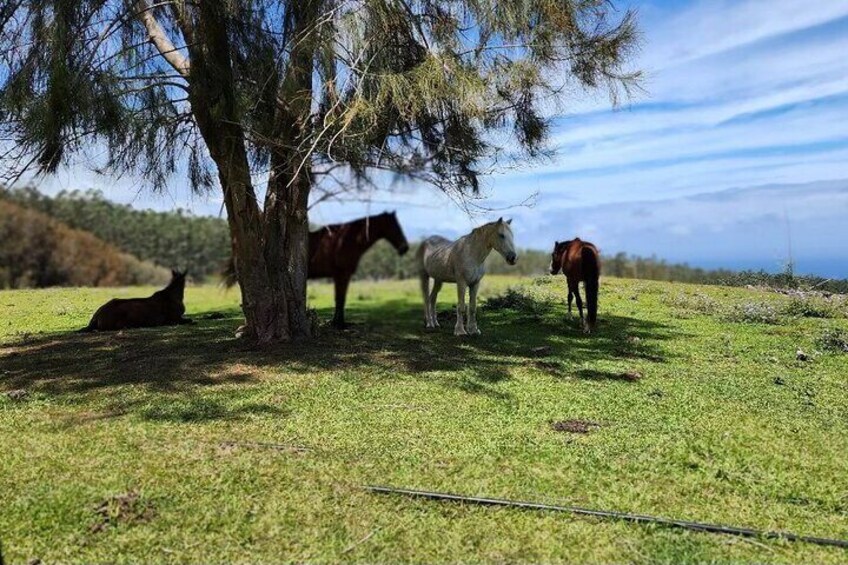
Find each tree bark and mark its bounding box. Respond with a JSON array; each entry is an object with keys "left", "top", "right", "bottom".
[{"left": 184, "top": 2, "right": 315, "bottom": 345}]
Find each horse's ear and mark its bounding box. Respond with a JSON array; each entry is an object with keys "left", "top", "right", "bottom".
[
  {"left": 171, "top": 269, "right": 178, "bottom": 277},
  {"left": 506, "top": 218, "right": 512, "bottom": 225},
  {"left": 555, "top": 240, "right": 559, "bottom": 247},
  {"left": 497, "top": 216, "right": 503, "bottom": 224}
]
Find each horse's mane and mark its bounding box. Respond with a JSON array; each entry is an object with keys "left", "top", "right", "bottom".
[{"left": 314, "top": 212, "right": 393, "bottom": 232}]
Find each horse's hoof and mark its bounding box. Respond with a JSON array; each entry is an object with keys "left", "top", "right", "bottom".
[
  {"left": 467, "top": 326, "right": 481, "bottom": 335},
  {"left": 454, "top": 328, "right": 468, "bottom": 336}
]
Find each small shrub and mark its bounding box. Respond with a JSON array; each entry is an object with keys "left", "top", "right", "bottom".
[
  {"left": 663, "top": 292, "right": 719, "bottom": 315},
  {"left": 726, "top": 302, "right": 783, "bottom": 325},
  {"left": 783, "top": 296, "right": 838, "bottom": 319},
  {"left": 818, "top": 328, "right": 848, "bottom": 353},
  {"left": 482, "top": 286, "right": 556, "bottom": 317}
]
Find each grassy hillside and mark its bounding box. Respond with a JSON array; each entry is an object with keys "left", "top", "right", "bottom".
[
  {"left": 1, "top": 276, "right": 847, "bottom": 563},
  {"left": 0, "top": 199, "right": 169, "bottom": 289},
  {"left": 1, "top": 188, "right": 231, "bottom": 280}
]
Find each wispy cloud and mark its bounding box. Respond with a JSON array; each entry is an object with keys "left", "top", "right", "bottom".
[{"left": 21, "top": 1, "right": 848, "bottom": 276}]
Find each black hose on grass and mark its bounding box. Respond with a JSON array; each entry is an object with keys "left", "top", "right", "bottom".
[{"left": 365, "top": 485, "right": 848, "bottom": 549}]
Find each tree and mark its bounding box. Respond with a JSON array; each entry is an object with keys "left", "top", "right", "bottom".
[{"left": 0, "top": 0, "right": 639, "bottom": 344}]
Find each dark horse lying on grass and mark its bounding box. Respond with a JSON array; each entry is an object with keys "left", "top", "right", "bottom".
[
  {"left": 550, "top": 238, "right": 601, "bottom": 333},
  {"left": 226, "top": 211, "right": 409, "bottom": 328},
  {"left": 80, "top": 270, "right": 192, "bottom": 331}
]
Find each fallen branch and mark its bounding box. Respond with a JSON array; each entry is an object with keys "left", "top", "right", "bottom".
[{"left": 365, "top": 485, "right": 848, "bottom": 549}]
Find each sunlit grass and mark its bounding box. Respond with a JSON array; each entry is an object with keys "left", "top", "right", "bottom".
[{"left": 1, "top": 276, "right": 847, "bottom": 563}]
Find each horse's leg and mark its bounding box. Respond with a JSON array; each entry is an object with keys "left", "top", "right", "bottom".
[
  {"left": 571, "top": 280, "right": 584, "bottom": 326},
  {"left": 454, "top": 280, "right": 468, "bottom": 336},
  {"left": 332, "top": 274, "right": 351, "bottom": 328},
  {"left": 420, "top": 274, "right": 433, "bottom": 328},
  {"left": 429, "top": 280, "right": 443, "bottom": 327},
  {"left": 567, "top": 286, "right": 574, "bottom": 315},
  {"left": 467, "top": 281, "right": 481, "bottom": 335}
]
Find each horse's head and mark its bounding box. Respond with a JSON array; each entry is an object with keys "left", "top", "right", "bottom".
[
  {"left": 168, "top": 269, "right": 188, "bottom": 295},
  {"left": 550, "top": 240, "right": 569, "bottom": 275},
  {"left": 378, "top": 211, "right": 409, "bottom": 255},
  {"left": 491, "top": 217, "right": 517, "bottom": 265}
]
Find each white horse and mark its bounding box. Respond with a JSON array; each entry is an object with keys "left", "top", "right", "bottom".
[{"left": 417, "top": 218, "right": 517, "bottom": 336}]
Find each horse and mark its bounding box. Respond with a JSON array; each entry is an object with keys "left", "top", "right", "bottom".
[
  {"left": 309, "top": 211, "right": 409, "bottom": 327},
  {"left": 550, "top": 238, "right": 600, "bottom": 332},
  {"left": 417, "top": 217, "right": 517, "bottom": 336},
  {"left": 80, "top": 269, "right": 192, "bottom": 331},
  {"left": 224, "top": 211, "right": 409, "bottom": 328}
]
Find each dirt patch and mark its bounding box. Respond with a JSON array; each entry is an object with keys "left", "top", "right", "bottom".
[
  {"left": 5, "top": 389, "right": 28, "bottom": 401},
  {"left": 90, "top": 490, "right": 155, "bottom": 534},
  {"left": 620, "top": 370, "right": 643, "bottom": 382},
  {"left": 551, "top": 419, "right": 602, "bottom": 434}
]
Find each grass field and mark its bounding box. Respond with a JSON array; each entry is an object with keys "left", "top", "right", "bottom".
[{"left": 2, "top": 275, "right": 848, "bottom": 563}]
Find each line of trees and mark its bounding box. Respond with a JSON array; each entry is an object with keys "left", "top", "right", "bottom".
[
  {"left": 5, "top": 186, "right": 844, "bottom": 293},
  {"left": 1, "top": 187, "right": 230, "bottom": 279},
  {"left": 0, "top": 199, "right": 168, "bottom": 289}
]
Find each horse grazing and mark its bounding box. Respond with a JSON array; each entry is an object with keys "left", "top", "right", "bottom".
[
  {"left": 550, "top": 238, "right": 600, "bottom": 332},
  {"left": 80, "top": 270, "right": 192, "bottom": 332},
  {"left": 418, "top": 218, "right": 517, "bottom": 336},
  {"left": 224, "top": 211, "right": 409, "bottom": 328}
]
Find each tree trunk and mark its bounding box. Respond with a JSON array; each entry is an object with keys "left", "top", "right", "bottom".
[{"left": 187, "top": 2, "right": 315, "bottom": 345}]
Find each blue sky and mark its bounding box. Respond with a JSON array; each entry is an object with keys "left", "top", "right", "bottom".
[{"left": 33, "top": 0, "right": 848, "bottom": 276}]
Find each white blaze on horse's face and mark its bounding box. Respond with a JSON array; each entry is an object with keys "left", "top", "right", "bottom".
[{"left": 493, "top": 218, "right": 517, "bottom": 265}]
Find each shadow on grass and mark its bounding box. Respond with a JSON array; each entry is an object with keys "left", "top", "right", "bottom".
[{"left": 1, "top": 292, "right": 680, "bottom": 414}]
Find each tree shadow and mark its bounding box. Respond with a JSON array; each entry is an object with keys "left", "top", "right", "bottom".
[{"left": 1, "top": 291, "right": 681, "bottom": 412}]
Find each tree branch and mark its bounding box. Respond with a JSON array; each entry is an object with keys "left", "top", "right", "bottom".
[{"left": 134, "top": 0, "right": 191, "bottom": 79}]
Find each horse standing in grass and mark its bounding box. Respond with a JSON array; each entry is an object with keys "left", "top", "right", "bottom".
[
  {"left": 309, "top": 211, "right": 409, "bottom": 327},
  {"left": 418, "top": 218, "right": 517, "bottom": 336},
  {"left": 550, "top": 238, "right": 600, "bottom": 332},
  {"left": 225, "top": 211, "right": 409, "bottom": 328},
  {"left": 81, "top": 270, "right": 192, "bottom": 331}
]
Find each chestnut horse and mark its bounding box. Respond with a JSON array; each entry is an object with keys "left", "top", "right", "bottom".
[
  {"left": 311, "top": 211, "right": 409, "bottom": 327},
  {"left": 550, "top": 238, "right": 600, "bottom": 332},
  {"left": 225, "top": 211, "right": 409, "bottom": 328},
  {"left": 80, "top": 269, "right": 192, "bottom": 331}
]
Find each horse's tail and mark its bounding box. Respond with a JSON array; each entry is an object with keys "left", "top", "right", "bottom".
[
  {"left": 582, "top": 245, "right": 600, "bottom": 331},
  {"left": 222, "top": 254, "right": 237, "bottom": 289}
]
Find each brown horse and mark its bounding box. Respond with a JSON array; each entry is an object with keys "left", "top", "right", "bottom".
[
  {"left": 225, "top": 211, "right": 409, "bottom": 328},
  {"left": 550, "top": 238, "right": 600, "bottom": 332},
  {"left": 80, "top": 270, "right": 192, "bottom": 331}
]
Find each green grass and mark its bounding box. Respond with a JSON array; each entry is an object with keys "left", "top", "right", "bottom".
[{"left": 2, "top": 276, "right": 847, "bottom": 563}]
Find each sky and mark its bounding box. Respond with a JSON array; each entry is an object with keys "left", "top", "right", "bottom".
[{"left": 31, "top": 0, "right": 848, "bottom": 277}]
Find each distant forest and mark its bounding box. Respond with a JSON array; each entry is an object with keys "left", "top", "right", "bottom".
[
  {"left": 2, "top": 187, "right": 230, "bottom": 279},
  {"left": 1, "top": 187, "right": 845, "bottom": 293},
  {"left": 0, "top": 199, "right": 168, "bottom": 288}
]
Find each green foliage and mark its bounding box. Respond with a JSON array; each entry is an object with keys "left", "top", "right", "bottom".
[
  {"left": 0, "top": 0, "right": 640, "bottom": 197},
  {"left": 0, "top": 199, "right": 168, "bottom": 288},
  {"left": 724, "top": 301, "right": 783, "bottom": 325},
  {"left": 1, "top": 186, "right": 230, "bottom": 279},
  {"left": 818, "top": 328, "right": 848, "bottom": 353},
  {"left": 783, "top": 296, "right": 840, "bottom": 320}
]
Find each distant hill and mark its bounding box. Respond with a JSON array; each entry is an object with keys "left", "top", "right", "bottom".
[
  {"left": 0, "top": 187, "right": 230, "bottom": 279},
  {"left": 0, "top": 199, "right": 169, "bottom": 288}
]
